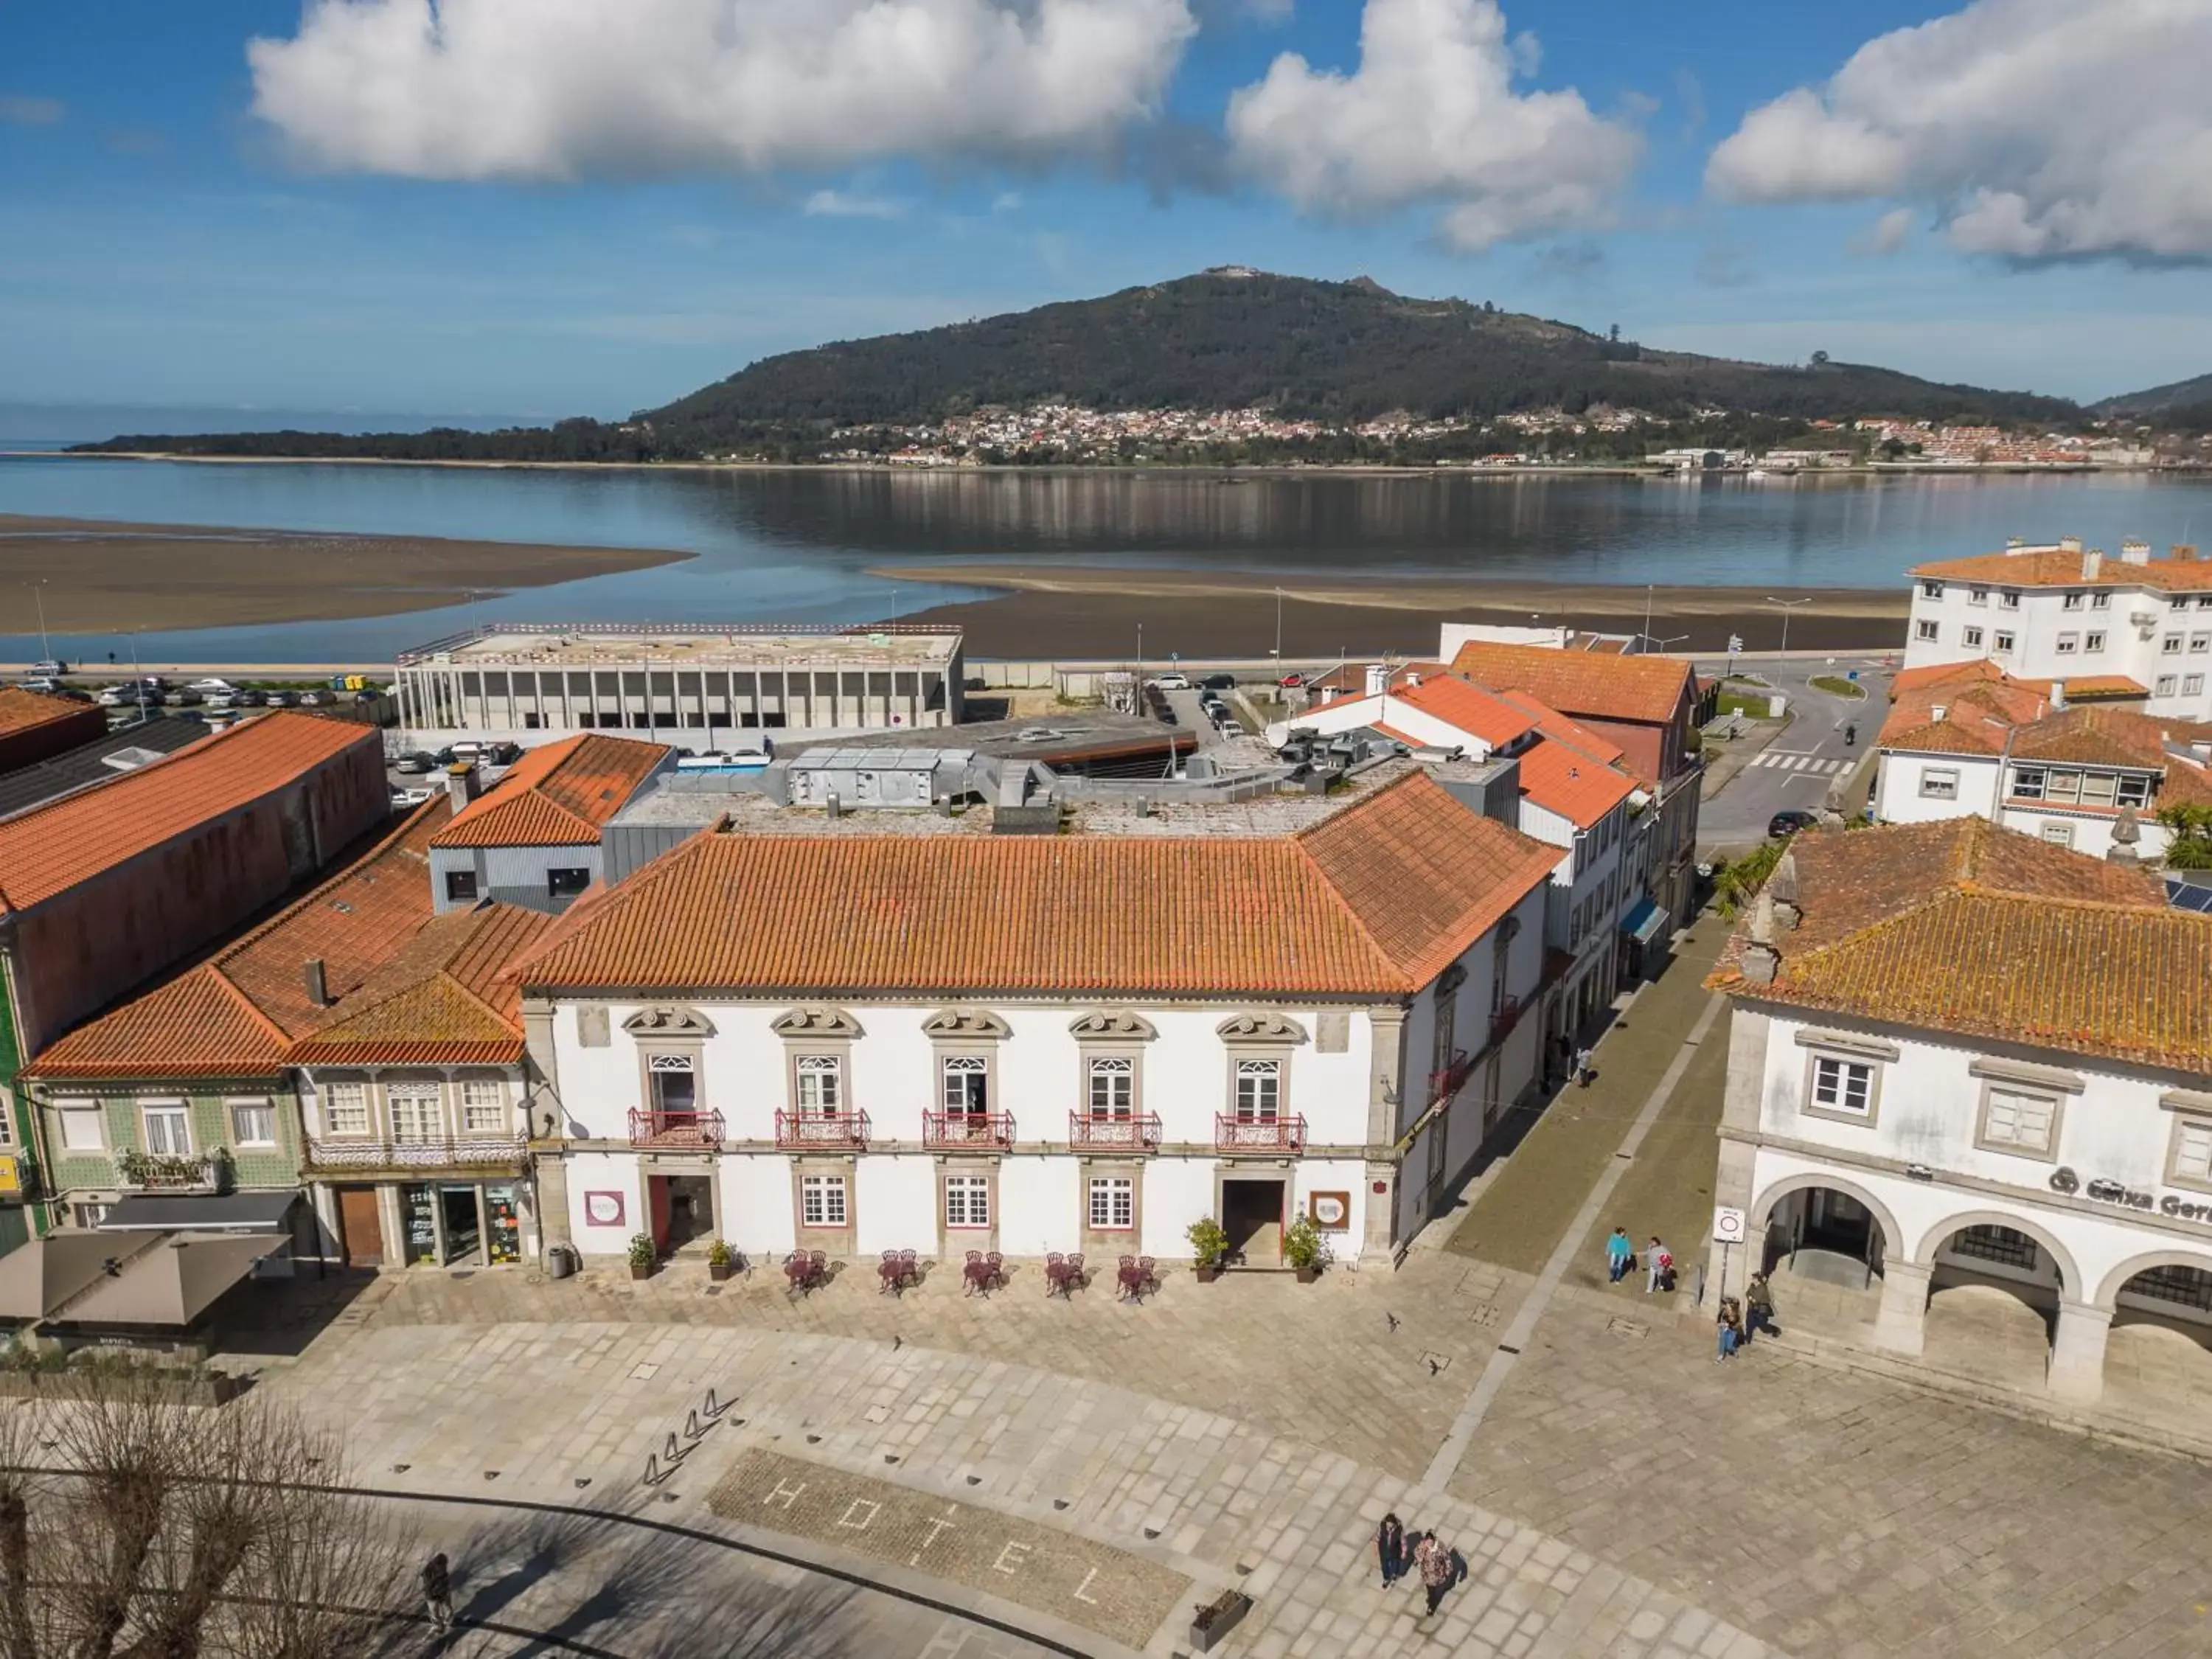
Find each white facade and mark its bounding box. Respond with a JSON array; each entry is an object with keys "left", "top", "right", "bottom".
[
  {"left": 533, "top": 886, "right": 1551, "bottom": 1270},
  {"left": 1871, "top": 748, "right": 2175, "bottom": 860},
  {"left": 1710, "top": 1003, "right": 2212, "bottom": 1403},
  {"left": 1902, "top": 543, "right": 2212, "bottom": 722},
  {"left": 1262, "top": 685, "right": 1503, "bottom": 757},
  {"left": 1520, "top": 794, "right": 1633, "bottom": 1035}
]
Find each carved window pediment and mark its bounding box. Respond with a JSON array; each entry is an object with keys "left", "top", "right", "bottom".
[
  {"left": 622, "top": 1006, "right": 715, "bottom": 1040},
  {"left": 922, "top": 1008, "right": 1012, "bottom": 1041},
  {"left": 1216, "top": 1012, "right": 1309, "bottom": 1046},
  {"left": 1069, "top": 1009, "right": 1158, "bottom": 1042},
  {"left": 771, "top": 1005, "right": 866, "bottom": 1040}
]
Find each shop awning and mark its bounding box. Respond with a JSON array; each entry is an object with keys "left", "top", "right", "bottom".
[
  {"left": 48, "top": 1235, "right": 274, "bottom": 1329},
  {"left": 1621, "top": 898, "right": 1672, "bottom": 946},
  {"left": 97, "top": 1191, "right": 299, "bottom": 1234},
  {"left": 0, "top": 1234, "right": 121, "bottom": 1321}
]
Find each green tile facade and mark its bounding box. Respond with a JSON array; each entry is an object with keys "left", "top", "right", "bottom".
[{"left": 37, "top": 1079, "right": 302, "bottom": 1208}]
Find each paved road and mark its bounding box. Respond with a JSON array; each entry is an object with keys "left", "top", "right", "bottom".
[{"left": 1697, "top": 653, "right": 1888, "bottom": 849}]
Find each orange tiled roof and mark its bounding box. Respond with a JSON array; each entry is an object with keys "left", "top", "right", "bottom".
[
  {"left": 2008, "top": 704, "right": 2174, "bottom": 767},
  {"left": 1908, "top": 548, "right": 2212, "bottom": 592},
  {"left": 1706, "top": 818, "right": 2207, "bottom": 1069},
  {"left": 1489, "top": 689, "right": 1627, "bottom": 765},
  {"left": 519, "top": 771, "right": 1559, "bottom": 998},
  {"left": 1876, "top": 672, "right": 2049, "bottom": 753},
  {"left": 1515, "top": 737, "right": 1638, "bottom": 829},
  {"left": 0, "top": 712, "right": 376, "bottom": 917},
  {"left": 0, "top": 687, "right": 91, "bottom": 740},
  {"left": 288, "top": 904, "right": 550, "bottom": 1065},
  {"left": 1389, "top": 677, "right": 1537, "bottom": 748},
  {"left": 430, "top": 734, "right": 669, "bottom": 849},
  {"left": 1447, "top": 641, "right": 1696, "bottom": 725}
]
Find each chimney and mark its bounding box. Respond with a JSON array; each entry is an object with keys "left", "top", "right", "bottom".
[
  {"left": 1363, "top": 663, "right": 1388, "bottom": 698},
  {"left": 445, "top": 762, "right": 479, "bottom": 808},
  {"left": 2175, "top": 543, "right": 2202, "bottom": 562},
  {"left": 2059, "top": 535, "right": 2082, "bottom": 554},
  {"left": 1931, "top": 703, "right": 1947, "bottom": 721},
  {"left": 1405, "top": 672, "right": 1421, "bottom": 688},
  {"left": 2049, "top": 680, "right": 2066, "bottom": 709},
  {"left": 304, "top": 958, "right": 330, "bottom": 1008},
  {"left": 2005, "top": 537, "right": 2025, "bottom": 551},
  {"left": 1740, "top": 894, "right": 1781, "bottom": 984},
  {"left": 825, "top": 787, "right": 841, "bottom": 820},
  {"left": 2081, "top": 548, "right": 2102, "bottom": 581},
  {"left": 2121, "top": 538, "right": 2152, "bottom": 565},
  {"left": 1769, "top": 851, "right": 1803, "bottom": 931}
]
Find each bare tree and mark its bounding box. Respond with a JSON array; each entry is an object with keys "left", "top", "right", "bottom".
[{"left": 0, "top": 1370, "right": 410, "bottom": 1658}]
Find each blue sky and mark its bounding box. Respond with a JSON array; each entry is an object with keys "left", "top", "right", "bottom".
[{"left": 4, "top": 0, "right": 2210, "bottom": 426}]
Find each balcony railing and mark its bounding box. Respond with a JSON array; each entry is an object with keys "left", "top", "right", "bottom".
[
  {"left": 1214, "top": 1113, "right": 1307, "bottom": 1153},
  {"left": 305, "top": 1137, "right": 527, "bottom": 1170},
  {"left": 923, "top": 1110, "right": 1014, "bottom": 1150},
  {"left": 1427, "top": 1049, "right": 1474, "bottom": 1107},
  {"left": 1490, "top": 994, "right": 1525, "bottom": 1048},
  {"left": 117, "top": 1150, "right": 226, "bottom": 1193},
  {"left": 628, "top": 1108, "right": 725, "bottom": 1149},
  {"left": 774, "top": 1110, "right": 870, "bottom": 1152},
  {"left": 1068, "top": 1110, "right": 1164, "bottom": 1151}
]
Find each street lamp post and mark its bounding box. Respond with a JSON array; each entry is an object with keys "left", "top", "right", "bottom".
[
  {"left": 1766, "top": 596, "right": 1813, "bottom": 661},
  {"left": 1273, "top": 587, "right": 1284, "bottom": 667},
  {"left": 29, "top": 581, "right": 51, "bottom": 664}
]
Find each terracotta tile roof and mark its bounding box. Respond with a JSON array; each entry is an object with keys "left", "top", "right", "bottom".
[
  {"left": 1707, "top": 818, "right": 2207, "bottom": 1069},
  {"left": 2008, "top": 704, "right": 2175, "bottom": 767},
  {"left": 1447, "top": 641, "right": 1696, "bottom": 725},
  {"left": 1515, "top": 738, "right": 1639, "bottom": 829},
  {"left": 1489, "top": 689, "right": 1627, "bottom": 765},
  {"left": 1876, "top": 674, "right": 2049, "bottom": 752},
  {"left": 287, "top": 905, "right": 550, "bottom": 1065},
  {"left": 0, "top": 712, "right": 377, "bottom": 917},
  {"left": 430, "top": 734, "right": 669, "bottom": 849},
  {"left": 1890, "top": 658, "right": 2014, "bottom": 697},
  {"left": 2021, "top": 674, "right": 2148, "bottom": 699},
  {"left": 1908, "top": 548, "right": 2212, "bottom": 592},
  {"left": 1389, "top": 677, "right": 1537, "bottom": 748},
  {"left": 519, "top": 771, "right": 1557, "bottom": 998},
  {"left": 0, "top": 687, "right": 89, "bottom": 740}
]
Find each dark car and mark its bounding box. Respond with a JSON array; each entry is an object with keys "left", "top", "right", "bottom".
[
  {"left": 1767, "top": 809, "right": 1820, "bottom": 839},
  {"left": 1200, "top": 672, "right": 1237, "bottom": 691}
]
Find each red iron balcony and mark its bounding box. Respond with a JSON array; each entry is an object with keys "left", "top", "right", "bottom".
[
  {"left": 1068, "top": 1110, "right": 1164, "bottom": 1151},
  {"left": 1427, "top": 1048, "right": 1474, "bottom": 1107},
  {"left": 628, "top": 1108, "right": 724, "bottom": 1149},
  {"left": 924, "top": 1109, "right": 1015, "bottom": 1150},
  {"left": 775, "top": 1109, "right": 871, "bottom": 1152},
  {"left": 1490, "top": 995, "right": 1524, "bottom": 1048},
  {"left": 1214, "top": 1113, "right": 1307, "bottom": 1153}
]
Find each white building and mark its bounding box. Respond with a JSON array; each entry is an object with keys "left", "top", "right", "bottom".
[
  {"left": 1707, "top": 817, "right": 2212, "bottom": 1404},
  {"left": 518, "top": 765, "right": 1562, "bottom": 1270},
  {"left": 1902, "top": 538, "right": 2212, "bottom": 722},
  {"left": 1871, "top": 665, "right": 2212, "bottom": 860},
  {"left": 394, "top": 623, "right": 967, "bottom": 751}
]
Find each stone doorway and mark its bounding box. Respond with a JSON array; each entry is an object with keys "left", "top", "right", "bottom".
[
  {"left": 1220, "top": 1177, "right": 1285, "bottom": 1267},
  {"left": 651, "top": 1173, "right": 716, "bottom": 1253}
]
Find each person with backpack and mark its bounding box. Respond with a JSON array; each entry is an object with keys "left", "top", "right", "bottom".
[
  {"left": 1646, "top": 1237, "right": 1673, "bottom": 1293},
  {"left": 1744, "top": 1273, "right": 1776, "bottom": 1340},
  {"left": 420, "top": 1552, "right": 455, "bottom": 1634}
]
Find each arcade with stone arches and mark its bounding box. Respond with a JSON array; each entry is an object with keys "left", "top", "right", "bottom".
[{"left": 1742, "top": 1172, "right": 2212, "bottom": 1408}]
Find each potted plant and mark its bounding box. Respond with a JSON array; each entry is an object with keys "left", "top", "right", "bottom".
[
  {"left": 1187, "top": 1217, "right": 1230, "bottom": 1283},
  {"left": 626, "top": 1231, "right": 658, "bottom": 1281},
  {"left": 1282, "top": 1214, "right": 1327, "bottom": 1284},
  {"left": 706, "top": 1237, "right": 735, "bottom": 1281},
  {"left": 1189, "top": 1587, "right": 1253, "bottom": 1652}
]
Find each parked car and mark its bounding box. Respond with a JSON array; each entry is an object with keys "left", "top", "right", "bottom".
[
  {"left": 389, "top": 786, "right": 437, "bottom": 809},
  {"left": 97, "top": 686, "right": 132, "bottom": 706},
  {"left": 296, "top": 689, "right": 327, "bottom": 706},
  {"left": 1150, "top": 672, "right": 1192, "bottom": 691},
  {"left": 393, "top": 751, "right": 436, "bottom": 775},
  {"left": 233, "top": 689, "right": 267, "bottom": 707},
  {"left": 164, "top": 688, "right": 203, "bottom": 706},
  {"left": 1200, "top": 672, "right": 1237, "bottom": 690},
  {"left": 27, "top": 658, "right": 69, "bottom": 676},
  {"left": 187, "top": 677, "right": 233, "bottom": 693},
  {"left": 1277, "top": 672, "right": 1307, "bottom": 689},
  {"left": 12, "top": 678, "right": 63, "bottom": 695},
  {"left": 262, "top": 689, "right": 296, "bottom": 707},
  {"left": 1767, "top": 809, "right": 1820, "bottom": 839}
]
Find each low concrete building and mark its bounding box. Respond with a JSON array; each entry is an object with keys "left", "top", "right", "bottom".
[
  {"left": 0, "top": 689, "right": 108, "bottom": 779},
  {"left": 426, "top": 733, "right": 675, "bottom": 914}
]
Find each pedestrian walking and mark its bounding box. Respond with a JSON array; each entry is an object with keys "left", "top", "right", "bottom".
[
  {"left": 1573, "top": 1046, "right": 1595, "bottom": 1087},
  {"left": 1605, "top": 1225, "right": 1633, "bottom": 1284},
  {"left": 1377, "top": 1513, "right": 1408, "bottom": 1586},
  {"left": 1717, "top": 1299, "right": 1743, "bottom": 1361},
  {"left": 1413, "top": 1531, "right": 1456, "bottom": 1616},
  {"left": 1645, "top": 1237, "right": 1672, "bottom": 1294},
  {"left": 420, "top": 1553, "right": 454, "bottom": 1635},
  {"left": 1744, "top": 1273, "right": 1775, "bottom": 1340}
]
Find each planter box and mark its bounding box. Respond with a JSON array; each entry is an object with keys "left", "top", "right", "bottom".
[
  {"left": 0, "top": 1369, "right": 243, "bottom": 1408},
  {"left": 1194, "top": 1265, "right": 1222, "bottom": 1284},
  {"left": 1189, "top": 1589, "right": 1252, "bottom": 1653},
  {"left": 708, "top": 1260, "right": 734, "bottom": 1282},
  {"left": 1294, "top": 1265, "right": 1321, "bottom": 1284},
  {"left": 629, "top": 1262, "right": 655, "bottom": 1281}
]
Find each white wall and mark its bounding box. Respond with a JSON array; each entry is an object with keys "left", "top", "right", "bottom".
[
  {"left": 1873, "top": 752, "right": 2001, "bottom": 825},
  {"left": 566, "top": 1150, "right": 644, "bottom": 1256},
  {"left": 856, "top": 1154, "right": 936, "bottom": 1256},
  {"left": 718, "top": 1154, "right": 795, "bottom": 1261},
  {"left": 999, "top": 1154, "right": 1082, "bottom": 1256},
  {"left": 1263, "top": 689, "right": 1500, "bottom": 754}
]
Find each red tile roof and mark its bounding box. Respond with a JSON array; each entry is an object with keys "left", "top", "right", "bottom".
[
  {"left": 1489, "top": 689, "right": 1627, "bottom": 765},
  {"left": 1389, "top": 677, "right": 1537, "bottom": 748},
  {"left": 0, "top": 712, "right": 378, "bottom": 918},
  {"left": 1515, "top": 737, "right": 1639, "bottom": 829},
  {"left": 430, "top": 734, "right": 669, "bottom": 849},
  {"left": 1909, "top": 548, "right": 2212, "bottom": 592},
  {"left": 1447, "top": 641, "right": 1696, "bottom": 725},
  {"left": 0, "top": 688, "right": 90, "bottom": 740},
  {"left": 519, "top": 771, "right": 1558, "bottom": 998}
]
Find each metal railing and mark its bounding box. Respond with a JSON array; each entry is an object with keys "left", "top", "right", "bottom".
[
  {"left": 116, "top": 1150, "right": 225, "bottom": 1192},
  {"left": 627, "top": 1108, "right": 726, "bottom": 1149},
  {"left": 1213, "top": 1113, "right": 1307, "bottom": 1153},
  {"left": 305, "top": 1137, "right": 527, "bottom": 1169},
  {"left": 1427, "top": 1049, "right": 1474, "bottom": 1107},
  {"left": 1067, "top": 1110, "right": 1164, "bottom": 1150},
  {"left": 922, "top": 1110, "right": 1014, "bottom": 1150},
  {"left": 773, "top": 1110, "right": 871, "bottom": 1151}
]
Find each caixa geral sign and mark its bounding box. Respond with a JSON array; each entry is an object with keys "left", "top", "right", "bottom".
[{"left": 2049, "top": 1166, "right": 2212, "bottom": 1224}]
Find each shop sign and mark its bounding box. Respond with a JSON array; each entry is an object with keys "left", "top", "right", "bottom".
[
  {"left": 2048, "top": 1166, "right": 2212, "bottom": 1223},
  {"left": 0, "top": 1156, "right": 20, "bottom": 1197}
]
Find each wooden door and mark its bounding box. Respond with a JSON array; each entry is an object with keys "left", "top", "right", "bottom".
[{"left": 338, "top": 1186, "right": 383, "bottom": 1267}]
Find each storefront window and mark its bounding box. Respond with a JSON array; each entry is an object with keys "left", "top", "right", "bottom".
[
  {"left": 401, "top": 1184, "right": 438, "bottom": 1265},
  {"left": 485, "top": 1184, "right": 521, "bottom": 1264},
  {"left": 439, "top": 1184, "right": 482, "bottom": 1264}
]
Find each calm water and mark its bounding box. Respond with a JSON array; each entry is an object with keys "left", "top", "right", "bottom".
[{"left": 4, "top": 453, "right": 2211, "bottom": 661}]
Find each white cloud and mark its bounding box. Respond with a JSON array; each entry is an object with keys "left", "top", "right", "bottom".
[
  {"left": 0, "top": 96, "right": 65, "bottom": 125},
  {"left": 1223, "top": 0, "right": 1641, "bottom": 250},
  {"left": 1707, "top": 0, "right": 2212, "bottom": 262},
  {"left": 248, "top": 0, "right": 1197, "bottom": 181},
  {"left": 803, "top": 189, "right": 906, "bottom": 220},
  {"left": 1866, "top": 207, "right": 1913, "bottom": 257}
]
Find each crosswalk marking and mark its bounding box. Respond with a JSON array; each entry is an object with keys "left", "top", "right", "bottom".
[{"left": 1747, "top": 752, "right": 1852, "bottom": 776}]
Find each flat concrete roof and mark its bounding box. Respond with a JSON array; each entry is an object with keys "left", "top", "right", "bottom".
[{"left": 398, "top": 623, "right": 962, "bottom": 669}]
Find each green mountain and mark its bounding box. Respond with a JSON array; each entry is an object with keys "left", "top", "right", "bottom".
[{"left": 2093, "top": 372, "right": 2212, "bottom": 419}]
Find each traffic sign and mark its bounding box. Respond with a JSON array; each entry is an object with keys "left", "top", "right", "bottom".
[{"left": 1712, "top": 1205, "right": 1746, "bottom": 1245}]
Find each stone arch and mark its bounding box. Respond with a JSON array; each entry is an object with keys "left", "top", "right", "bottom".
[
  {"left": 2094, "top": 1246, "right": 2212, "bottom": 1311},
  {"left": 1747, "top": 1171, "right": 1905, "bottom": 1261},
  {"left": 1913, "top": 1208, "right": 2081, "bottom": 1294}
]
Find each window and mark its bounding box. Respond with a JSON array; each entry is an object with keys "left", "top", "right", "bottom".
[
  {"left": 57, "top": 1099, "right": 105, "bottom": 1151},
  {"left": 944, "top": 1174, "right": 990, "bottom": 1229},
  {"left": 647, "top": 1053, "right": 696, "bottom": 1116},
  {"left": 1999, "top": 591, "right": 2020, "bottom": 610},
  {"left": 2163, "top": 634, "right": 2183, "bottom": 655},
  {"left": 1234, "top": 1059, "right": 1281, "bottom": 1121},
  {"left": 2009, "top": 766, "right": 2045, "bottom": 799},
  {"left": 2173, "top": 1119, "right": 2212, "bottom": 1185},
  {"left": 325, "top": 1081, "right": 370, "bottom": 1136},
  {"left": 2090, "top": 591, "right": 2110, "bottom": 609},
  {"left": 1981, "top": 1086, "right": 2057, "bottom": 1155},
  {"left": 386, "top": 1081, "right": 442, "bottom": 1142},
  {"left": 547, "top": 866, "right": 591, "bottom": 899},
  {"left": 2176, "top": 596, "right": 2194, "bottom": 612},
  {"left": 229, "top": 1099, "right": 276, "bottom": 1147},
  {"left": 2193, "top": 634, "right": 2211, "bottom": 654},
  {"left": 1992, "top": 631, "right": 2015, "bottom": 654},
  {"left": 1920, "top": 580, "right": 1944, "bottom": 599},
  {"left": 2118, "top": 774, "right": 2153, "bottom": 807},
  {"left": 2040, "top": 822, "right": 2075, "bottom": 847},
  {"left": 2054, "top": 633, "right": 2079, "bottom": 655},
  {"left": 445, "top": 870, "right": 479, "bottom": 903},
  {"left": 2156, "top": 674, "right": 2180, "bottom": 696},
  {"left": 941, "top": 1054, "right": 989, "bottom": 1116},
  {"left": 1961, "top": 627, "right": 1984, "bottom": 648},
  {"left": 2185, "top": 675, "right": 2207, "bottom": 698},
  {"left": 2201, "top": 596, "right": 2212, "bottom": 610},
  {"left": 459, "top": 1079, "right": 506, "bottom": 1134},
  {"left": 801, "top": 1173, "right": 848, "bottom": 1228},
  {"left": 795, "top": 1054, "right": 841, "bottom": 1115},
  {"left": 1914, "top": 620, "right": 1940, "bottom": 643},
  {"left": 1968, "top": 587, "right": 1989, "bottom": 607},
  {"left": 1088, "top": 1055, "right": 1133, "bottom": 1119},
  {"left": 2042, "top": 768, "right": 2081, "bottom": 803},
  {"left": 1088, "top": 1176, "right": 1134, "bottom": 1230},
  {"left": 142, "top": 1101, "right": 190, "bottom": 1157},
  {"left": 2084, "top": 631, "right": 2107, "bottom": 653},
  {"left": 2061, "top": 592, "right": 2083, "bottom": 611},
  {"left": 1919, "top": 768, "right": 1959, "bottom": 800},
  {"left": 1950, "top": 1224, "right": 2039, "bottom": 1270},
  {"left": 1809, "top": 1055, "right": 1874, "bottom": 1117}
]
